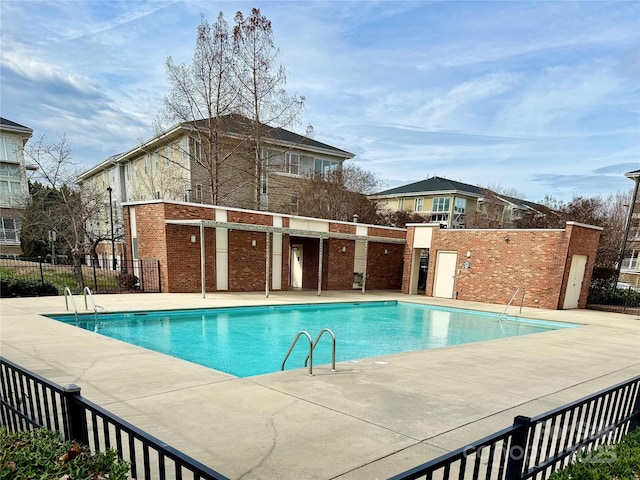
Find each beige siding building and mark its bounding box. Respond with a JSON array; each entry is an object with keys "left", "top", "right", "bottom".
[
  {"left": 78, "top": 115, "right": 354, "bottom": 261},
  {"left": 370, "top": 176, "right": 544, "bottom": 229},
  {"left": 0, "top": 118, "right": 33, "bottom": 256}
]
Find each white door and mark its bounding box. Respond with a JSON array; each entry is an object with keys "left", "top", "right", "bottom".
[
  {"left": 563, "top": 254, "right": 587, "bottom": 309},
  {"left": 433, "top": 251, "right": 457, "bottom": 298},
  {"left": 291, "top": 245, "right": 303, "bottom": 288}
]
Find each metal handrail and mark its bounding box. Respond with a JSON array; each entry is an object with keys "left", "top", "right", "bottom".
[
  {"left": 304, "top": 328, "right": 336, "bottom": 371},
  {"left": 281, "top": 331, "right": 314, "bottom": 376},
  {"left": 83, "top": 286, "right": 104, "bottom": 314},
  {"left": 64, "top": 287, "right": 78, "bottom": 319},
  {"left": 499, "top": 288, "right": 525, "bottom": 321}
]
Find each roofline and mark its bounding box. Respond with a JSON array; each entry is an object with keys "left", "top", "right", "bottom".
[
  {"left": 181, "top": 123, "right": 355, "bottom": 159},
  {"left": 122, "top": 199, "right": 406, "bottom": 232},
  {"left": 369, "top": 189, "right": 483, "bottom": 200},
  {"left": 0, "top": 123, "right": 33, "bottom": 137},
  {"left": 405, "top": 221, "right": 603, "bottom": 232},
  {"left": 78, "top": 156, "right": 120, "bottom": 181},
  {"left": 80, "top": 121, "right": 355, "bottom": 180}
]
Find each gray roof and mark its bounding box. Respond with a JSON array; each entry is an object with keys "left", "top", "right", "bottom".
[
  {"left": 625, "top": 169, "right": 640, "bottom": 179},
  {"left": 0, "top": 117, "right": 32, "bottom": 132},
  {"left": 373, "top": 176, "right": 546, "bottom": 212},
  {"left": 189, "top": 114, "right": 354, "bottom": 158},
  {"left": 374, "top": 176, "right": 484, "bottom": 196}
]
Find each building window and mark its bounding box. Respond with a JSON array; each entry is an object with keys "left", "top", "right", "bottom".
[
  {"left": 0, "top": 136, "right": 20, "bottom": 163},
  {"left": 190, "top": 138, "right": 202, "bottom": 162},
  {"left": 144, "top": 155, "right": 150, "bottom": 174},
  {"left": 314, "top": 158, "right": 339, "bottom": 175},
  {"left": 0, "top": 179, "right": 23, "bottom": 205},
  {"left": 431, "top": 213, "right": 449, "bottom": 223},
  {"left": 195, "top": 183, "right": 202, "bottom": 203},
  {"left": 285, "top": 153, "right": 300, "bottom": 175},
  {"left": 290, "top": 195, "right": 299, "bottom": 214},
  {"left": 454, "top": 198, "right": 466, "bottom": 214},
  {"left": 433, "top": 197, "right": 450, "bottom": 212},
  {"left": 398, "top": 198, "right": 405, "bottom": 210},
  {"left": 414, "top": 198, "right": 424, "bottom": 212},
  {"left": 0, "top": 217, "right": 19, "bottom": 243},
  {"left": 0, "top": 163, "right": 20, "bottom": 177}
]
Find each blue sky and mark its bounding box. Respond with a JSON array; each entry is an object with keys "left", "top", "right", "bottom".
[{"left": 1, "top": 1, "right": 638, "bottom": 202}]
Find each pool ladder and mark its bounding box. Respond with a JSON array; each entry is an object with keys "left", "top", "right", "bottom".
[
  {"left": 499, "top": 288, "right": 525, "bottom": 321},
  {"left": 281, "top": 328, "right": 336, "bottom": 376},
  {"left": 64, "top": 287, "right": 104, "bottom": 320}
]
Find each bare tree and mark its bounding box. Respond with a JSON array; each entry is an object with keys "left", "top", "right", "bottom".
[
  {"left": 21, "top": 135, "right": 104, "bottom": 288},
  {"left": 233, "top": 7, "right": 305, "bottom": 209},
  {"left": 163, "top": 13, "right": 240, "bottom": 205},
  {"left": 515, "top": 192, "right": 632, "bottom": 269},
  {"left": 297, "top": 164, "right": 383, "bottom": 223}
]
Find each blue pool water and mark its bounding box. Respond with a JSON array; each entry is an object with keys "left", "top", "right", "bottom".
[{"left": 48, "top": 301, "right": 574, "bottom": 377}]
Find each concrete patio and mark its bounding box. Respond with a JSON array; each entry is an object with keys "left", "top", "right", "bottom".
[{"left": 1, "top": 291, "right": 639, "bottom": 479}]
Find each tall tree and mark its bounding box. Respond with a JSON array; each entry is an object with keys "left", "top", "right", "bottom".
[
  {"left": 163, "top": 13, "right": 239, "bottom": 205},
  {"left": 233, "top": 7, "right": 305, "bottom": 209}
]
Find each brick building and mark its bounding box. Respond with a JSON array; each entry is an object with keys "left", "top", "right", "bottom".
[
  {"left": 402, "top": 222, "right": 602, "bottom": 309},
  {"left": 123, "top": 201, "right": 406, "bottom": 294}
]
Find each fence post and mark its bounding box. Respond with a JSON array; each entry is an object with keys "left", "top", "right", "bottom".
[
  {"left": 139, "top": 260, "right": 145, "bottom": 292},
  {"left": 93, "top": 262, "right": 98, "bottom": 292},
  {"left": 38, "top": 256, "right": 44, "bottom": 286},
  {"left": 63, "top": 384, "right": 89, "bottom": 446},
  {"left": 157, "top": 260, "right": 161, "bottom": 293},
  {"left": 505, "top": 415, "right": 531, "bottom": 480},
  {"left": 630, "top": 383, "right": 640, "bottom": 431}
]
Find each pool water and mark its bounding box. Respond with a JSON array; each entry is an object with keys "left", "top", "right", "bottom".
[{"left": 48, "top": 301, "right": 574, "bottom": 377}]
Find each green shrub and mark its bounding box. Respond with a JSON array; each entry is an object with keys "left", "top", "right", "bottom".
[
  {"left": 0, "top": 277, "right": 59, "bottom": 297},
  {"left": 0, "top": 427, "right": 129, "bottom": 479},
  {"left": 549, "top": 427, "right": 640, "bottom": 480}
]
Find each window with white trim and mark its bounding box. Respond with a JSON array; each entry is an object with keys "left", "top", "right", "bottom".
[
  {"left": 0, "top": 179, "right": 23, "bottom": 205},
  {"left": 0, "top": 163, "right": 20, "bottom": 178},
  {"left": 0, "top": 217, "right": 19, "bottom": 243},
  {"left": 414, "top": 198, "right": 424, "bottom": 212},
  {"left": 433, "top": 197, "right": 450, "bottom": 212},
  {"left": 0, "top": 136, "right": 20, "bottom": 163},
  {"left": 454, "top": 197, "right": 466, "bottom": 214}
]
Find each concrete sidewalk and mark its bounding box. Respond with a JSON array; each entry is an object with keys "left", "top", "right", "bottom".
[{"left": 1, "top": 291, "right": 638, "bottom": 479}]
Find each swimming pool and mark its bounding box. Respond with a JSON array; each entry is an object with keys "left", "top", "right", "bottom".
[{"left": 48, "top": 301, "right": 575, "bottom": 377}]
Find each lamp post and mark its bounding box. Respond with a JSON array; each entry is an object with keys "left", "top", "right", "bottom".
[{"left": 107, "top": 186, "right": 116, "bottom": 270}]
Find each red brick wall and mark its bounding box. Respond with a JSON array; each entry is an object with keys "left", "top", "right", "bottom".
[
  {"left": 329, "top": 223, "right": 356, "bottom": 235},
  {"left": 369, "top": 226, "right": 406, "bottom": 239},
  {"left": 431, "top": 229, "right": 569, "bottom": 309},
  {"left": 325, "top": 239, "right": 354, "bottom": 289},
  {"left": 227, "top": 210, "right": 272, "bottom": 225},
  {"left": 124, "top": 201, "right": 407, "bottom": 293},
  {"left": 559, "top": 223, "right": 602, "bottom": 309},
  {"left": 366, "top": 243, "right": 404, "bottom": 290},
  {"left": 409, "top": 225, "right": 601, "bottom": 310},
  {"left": 228, "top": 230, "right": 268, "bottom": 291},
  {"left": 164, "top": 224, "right": 216, "bottom": 293}
]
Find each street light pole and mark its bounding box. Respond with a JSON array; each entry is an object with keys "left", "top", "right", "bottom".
[{"left": 107, "top": 186, "right": 116, "bottom": 270}]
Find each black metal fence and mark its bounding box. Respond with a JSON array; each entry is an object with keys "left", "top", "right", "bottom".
[
  {"left": 0, "top": 357, "right": 228, "bottom": 480},
  {"left": 0, "top": 256, "right": 161, "bottom": 295},
  {"left": 587, "top": 283, "right": 640, "bottom": 314},
  {"left": 390, "top": 375, "right": 640, "bottom": 480}
]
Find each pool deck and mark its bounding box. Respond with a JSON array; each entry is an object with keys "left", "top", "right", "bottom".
[{"left": 1, "top": 291, "right": 639, "bottom": 479}]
